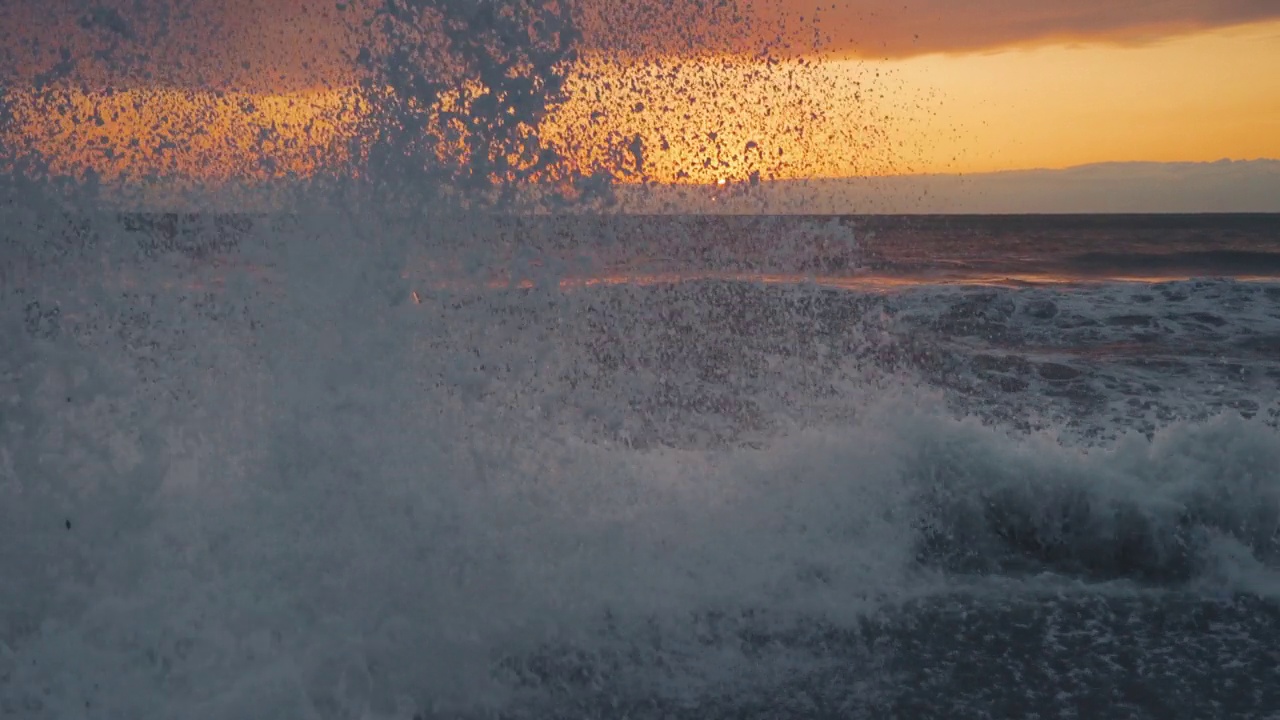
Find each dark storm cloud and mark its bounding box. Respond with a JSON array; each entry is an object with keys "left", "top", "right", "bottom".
[
  {"left": 582, "top": 0, "right": 1280, "bottom": 59},
  {"left": 801, "top": 0, "right": 1280, "bottom": 57},
  {"left": 3, "top": 0, "right": 1278, "bottom": 92},
  {"left": 0, "top": 0, "right": 359, "bottom": 91}
]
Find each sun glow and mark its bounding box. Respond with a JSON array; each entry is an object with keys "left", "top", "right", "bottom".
[
  {"left": 872, "top": 19, "right": 1280, "bottom": 174},
  {"left": 6, "top": 52, "right": 919, "bottom": 199},
  {"left": 7, "top": 19, "right": 1279, "bottom": 200},
  {"left": 7, "top": 86, "right": 359, "bottom": 181}
]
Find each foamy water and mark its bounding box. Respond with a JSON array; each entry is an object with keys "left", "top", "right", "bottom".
[
  {"left": 4, "top": 208, "right": 1279, "bottom": 719},
  {"left": 4, "top": 2, "right": 1280, "bottom": 717}
]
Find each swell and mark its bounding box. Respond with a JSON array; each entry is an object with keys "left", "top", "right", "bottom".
[{"left": 1063, "top": 249, "right": 1280, "bottom": 277}]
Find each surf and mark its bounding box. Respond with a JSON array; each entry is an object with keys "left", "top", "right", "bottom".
[{"left": 3, "top": 2, "right": 1280, "bottom": 719}]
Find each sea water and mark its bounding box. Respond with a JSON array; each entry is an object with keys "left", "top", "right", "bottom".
[
  {"left": 5, "top": 210, "right": 1279, "bottom": 719},
  {"left": 4, "top": 3, "right": 1280, "bottom": 719}
]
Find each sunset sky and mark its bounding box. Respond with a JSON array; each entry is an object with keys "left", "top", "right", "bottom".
[{"left": 3, "top": 0, "right": 1279, "bottom": 201}]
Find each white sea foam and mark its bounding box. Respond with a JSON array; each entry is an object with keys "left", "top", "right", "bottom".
[{"left": 3, "top": 212, "right": 1278, "bottom": 716}]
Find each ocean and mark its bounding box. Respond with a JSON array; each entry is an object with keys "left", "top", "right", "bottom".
[{"left": 3, "top": 209, "right": 1279, "bottom": 719}]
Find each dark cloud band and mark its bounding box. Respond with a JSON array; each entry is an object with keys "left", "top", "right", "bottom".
[
  {"left": 3, "top": 0, "right": 1277, "bottom": 92},
  {"left": 581, "top": 0, "right": 1280, "bottom": 59}
]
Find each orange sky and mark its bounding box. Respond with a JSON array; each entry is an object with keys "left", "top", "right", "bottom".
[
  {"left": 884, "top": 19, "right": 1280, "bottom": 174},
  {"left": 3, "top": 2, "right": 1279, "bottom": 192}
]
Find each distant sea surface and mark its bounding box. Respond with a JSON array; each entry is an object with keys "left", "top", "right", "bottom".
[{"left": 67, "top": 211, "right": 1280, "bottom": 280}]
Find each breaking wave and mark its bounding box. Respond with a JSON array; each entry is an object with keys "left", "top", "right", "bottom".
[
  {"left": 4, "top": 213, "right": 1279, "bottom": 717},
  {"left": 3, "top": 2, "right": 1279, "bottom": 718}
]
